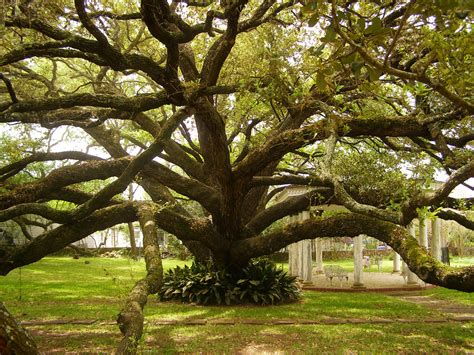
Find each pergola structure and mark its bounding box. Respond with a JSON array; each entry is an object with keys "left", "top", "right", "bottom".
[{"left": 275, "top": 186, "right": 448, "bottom": 289}]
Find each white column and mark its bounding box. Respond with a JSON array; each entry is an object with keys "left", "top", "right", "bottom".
[
  {"left": 296, "top": 240, "right": 303, "bottom": 280},
  {"left": 300, "top": 211, "right": 313, "bottom": 283},
  {"left": 418, "top": 218, "right": 429, "bottom": 249},
  {"left": 315, "top": 238, "right": 324, "bottom": 274},
  {"left": 301, "top": 239, "right": 312, "bottom": 283},
  {"left": 405, "top": 223, "right": 419, "bottom": 286},
  {"left": 288, "top": 215, "right": 298, "bottom": 276},
  {"left": 392, "top": 252, "right": 401, "bottom": 273},
  {"left": 288, "top": 216, "right": 293, "bottom": 275},
  {"left": 352, "top": 235, "right": 365, "bottom": 288},
  {"left": 288, "top": 243, "right": 294, "bottom": 276},
  {"left": 431, "top": 218, "right": 442, "bottom": 261}
]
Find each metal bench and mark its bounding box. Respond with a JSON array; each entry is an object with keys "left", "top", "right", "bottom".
[{"left": 324, "top": 265, "right": 349, "bottom": 286}]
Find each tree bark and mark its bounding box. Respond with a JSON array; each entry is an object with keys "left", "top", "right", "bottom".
[
  {"left": 232, "top": 213, "right": 474, "bottom": 292},
  {"left": 116, "top": 204, "right": 163, "bottom": 354},
  {"left": 0, "top": 302, "right": 39, "bottom": 355},
  {"left": 128, "top": 222, "right": 137, "bottom": 259},
  {"left": 128, "top": 185, "right": 138, "bottom": 259}
]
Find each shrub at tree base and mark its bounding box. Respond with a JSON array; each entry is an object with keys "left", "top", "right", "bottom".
[{"left": 160, "top": 259, "right": 300, "bottom": 305}]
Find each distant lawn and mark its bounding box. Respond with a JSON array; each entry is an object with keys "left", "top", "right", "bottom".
[{"left": 0, "top": 256, "right": 472, "bottom": 353}]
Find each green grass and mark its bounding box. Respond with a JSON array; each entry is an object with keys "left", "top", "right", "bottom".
[
  {"left": 141, "top": 323, "right": 474, "bottom": 353},
  {"left": 311, "top": 255, "right": 474, "bottom": 273},
  {"left": 0, "top": 256, "right": 472, "bottom": 353}
]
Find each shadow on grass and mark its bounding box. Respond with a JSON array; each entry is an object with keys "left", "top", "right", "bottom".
[{"left": 141, "top": 322, "right": 474, "bottom": 353}]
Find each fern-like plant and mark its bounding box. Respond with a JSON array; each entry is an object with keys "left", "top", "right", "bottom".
[{"left": 159, "top": 259, "right": 300, "bottom": 305}]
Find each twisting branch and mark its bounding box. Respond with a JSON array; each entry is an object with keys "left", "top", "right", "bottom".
[
  {"left": 250, "top": 174, "right": 332, "bottom": 187},
  {"left": 74, "top": 0, "right": 111, "bottom": 46},
  {"left": 0, "top": 151, "right": 103, "bottom": 182},
  {"left": 333, "top": 180, "right": 402, "bottom": 224},
  {"left": 71, "top": 108, "right": 193, "bottom": 220},
  {"left": 246, "top": 188, "right": 332, "bottom": 235},
  {"left": 0, "top": 202, "right": 139, "bottom": 275},
  {"left": 330, "top": 0, "right": 474, "bottom": 114},
  {"left": 233, "top": 213, "right": 474, "bottom": 292},
  {"left": 383, "top": 0, "right": 414, "bottom": 66},
  {"left": 0, "top": 203, "right": 72, "bottom": 224},
  {"left": 12, "top": 217, "right": 34, "bottom": 241},
  {"left": 117, "top": 203, "right": 163, "bottom": 354},
  {"left": 0, "top": 73, "right": 18, "bottom": 104},
  {"left": 401, "top": 159, "right": 474, "bottom": 224},
  {"left": 437, "top": 209, "right": 474, "bottom": 231}
]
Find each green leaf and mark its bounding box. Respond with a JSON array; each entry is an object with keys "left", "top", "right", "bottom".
[
  {"left": 310, "top": 43, "right": 325, "bottom": 57},
  {"left": 367, "top": 66, "right": 382, "bottom": 81},
  {"left": 322, "top": 25, "right": 337, "bottom": 42},
  {"left": 308, "top": 13, "right": 319, "bottom": 27},
  {"left": 351, "top": 62, "right": 365, "bottom": 77},
  {"left": 340, "top": 52, "right": 357, "bottom": 65},
  {"left": 315, "top": 72, "right": 327, "bottom": 91},
  {"left": 365, "top": 18, "right": 383, "bottom": 35},
  {"left": 358, "top": 18, "right": 366, "bottom": 32}
]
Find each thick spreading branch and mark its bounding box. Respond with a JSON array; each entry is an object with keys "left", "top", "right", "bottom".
[
  {"left": 1, "top": 92, "right": 170, "bottom": 115},
  {"left": 71, "top": 108, "right": 192, "bottom": 220},
  {"left": 330, "top": 0, "right": 474, "bottom": 114},
  {"left": 0, "top": 158, "right": 131, "bottom": 210},
  {"left": 0, "top": 202, "right": 138, "bottom": 275},
  {"left": 0, "top": 151, "right": 103, "bottom": 182},
  {"left": 233, "top": 213, "right": 474, "bottom": 292},
  {"left": 117, "top": 204, "right": 163, "bottom": 354},
  {"left": 401, "top": 160, "right": 474, "bottom": 224},
  {"left": 0, "top": 302, "right": 39, "bottom": 354}
]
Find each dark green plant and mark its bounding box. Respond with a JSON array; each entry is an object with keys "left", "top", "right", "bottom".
[
  {"left": 166, "top": 235, "right": 191, "bottom": 260},
  {"left": 159, "top": 259, "right": 300, "bottom": 305}
]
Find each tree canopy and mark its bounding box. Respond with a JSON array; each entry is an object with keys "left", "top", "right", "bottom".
[{"left": 0, "top": 0, "right": 473, "bottom": 350}]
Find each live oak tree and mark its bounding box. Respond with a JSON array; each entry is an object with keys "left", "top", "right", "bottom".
[{"left": 0, "top": 0, "right": 473, "bottom": 352}]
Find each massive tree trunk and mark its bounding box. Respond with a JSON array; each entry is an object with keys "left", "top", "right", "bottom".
[
  {"left": 0, "top": 0, "right": 473, "bottom": 351},
  {"left": 0, "top": 302, "right": 39, "bottom": 355}
]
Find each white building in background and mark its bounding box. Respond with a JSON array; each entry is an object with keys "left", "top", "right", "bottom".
[
  {"left": 19, "top": 222, "right": 168, "bottom": 249},
  {"left": 73, "top": 226, "right": 139, "bottom": 249},
  {"left": 73, "top": 224, "right": 169, "bottom": 249}
]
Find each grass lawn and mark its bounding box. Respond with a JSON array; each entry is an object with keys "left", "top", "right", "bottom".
[{"left": 0, "top": 256, "right": 472, "bottom": 353}]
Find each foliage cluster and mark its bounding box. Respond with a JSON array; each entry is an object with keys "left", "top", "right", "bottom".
[
  {"left": 165, "top": 235, "right": 192, "bottom": 260},
  {"left": 160, "top": 259, "right": 300, "bottom": 305}
]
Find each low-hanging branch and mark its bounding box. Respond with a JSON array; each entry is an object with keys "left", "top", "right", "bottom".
[
  {"left": 0, "top": 202, "right": 139, "bottom": 275},
  {"left": 70, "top": 108, "right": 192, "bottom": 221},
  {"left": 0, "top": 158, "right": 131, "bottom": 210},
  {"left": 233, "top": 213, "right": 474, "bottom": 292},
  {"left": 117, "top": 204, "right": 164, "bottom": 354},
  {"left": 401, "top": 160, "right": 474, "bottom": 224},
  {"left": 0, "top": 151, "right": 103, "bottom": 182}
]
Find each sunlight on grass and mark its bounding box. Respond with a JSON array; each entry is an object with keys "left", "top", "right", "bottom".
[{"left": 1, "top": 256, "right": 472, "bottom": 353}]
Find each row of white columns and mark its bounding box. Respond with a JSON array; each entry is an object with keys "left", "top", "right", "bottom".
[
  {"left": 289, "top": 213, "right": 445, "bottom": 288},
  {"left": 288, "top": 212, "right": 314, "bottom": 284},
  {"left": 394, "top": 217, "right": 444, "bottom": 286}
]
